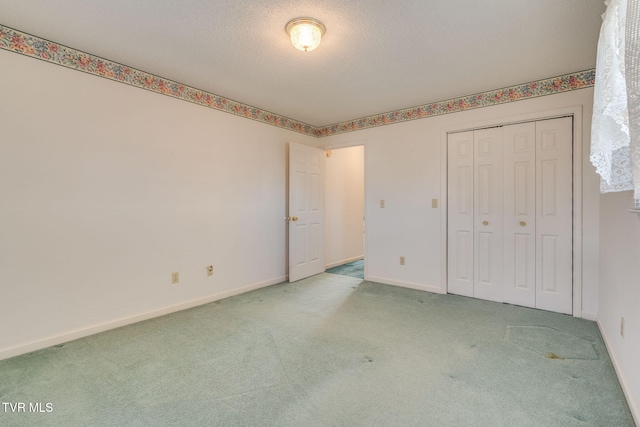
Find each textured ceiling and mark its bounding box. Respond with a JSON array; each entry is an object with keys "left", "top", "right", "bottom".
[{"left": 0, "top": 0, "right": 605, "bottom": 127}]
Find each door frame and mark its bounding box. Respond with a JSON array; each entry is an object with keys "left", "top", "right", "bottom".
[
  {"left": 322, "top": 139, "right": 369, "bottom": 280},
  {"left": 440, "top": 106, "right": 584, "bottom": 318}
]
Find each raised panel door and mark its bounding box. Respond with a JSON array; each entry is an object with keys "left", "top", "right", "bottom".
[
  {"left": 535, "top": 117, "right": 573, "bottom": 314},
  {"left": 289, "top": 142, "right": 325, "bottom": 282},
  {"left": 447, "top": 131, "right": 474, "bottom": 297},
  {"left": 503, "top": 122, "right": 536, "bottom": 308},
  {"left": 473, "top": 128, "right": 503, "bottom": 303}
]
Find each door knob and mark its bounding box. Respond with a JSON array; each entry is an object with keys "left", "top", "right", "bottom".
[
  {"left": 482, "top": 221, "right": 489, "bottom": 226},
  {"left": 520, "top": 221, "right": 526, "bottom": 226},
  {"left": 292, "top": 216, "right": 299, "bottom": 221}
]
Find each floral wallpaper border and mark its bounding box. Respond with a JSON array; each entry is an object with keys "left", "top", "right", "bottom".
[
  {"left": 0, "top": 24, "right": 595, "bottom": 138},
  {"left": 319, "top": 69, "right": 595, "bottom": 137},
  {"left": 0, "top": 25, "right": 316, "bottom": 136}
]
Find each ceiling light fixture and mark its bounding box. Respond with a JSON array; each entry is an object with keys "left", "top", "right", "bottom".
[{"left": 285, "top": 17, "right": 326, "bottom": 52}]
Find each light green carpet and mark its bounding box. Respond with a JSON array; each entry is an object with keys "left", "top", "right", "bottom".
[
  {"left": 0, "top": 274, "right": 634, "bottom": 426},
  {"left": 326, "top": 259, "right": 364, "bottom": 279}
]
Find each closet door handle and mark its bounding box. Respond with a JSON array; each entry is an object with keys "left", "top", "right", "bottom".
[
  {"left": 482, "top": 221, "right": 489, "bottom": 226},
  {"left": 520, "top": 221, "right": 526, "bottom": 226}
]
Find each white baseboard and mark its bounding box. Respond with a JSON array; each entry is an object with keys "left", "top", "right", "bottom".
[
  {"left": 366, "top": 275, "right": 446, "bottom": 294},
  {"left": 581, "top": 311, "right": 598, "bottom": 321},
  {"left": 326, "top": 256, "right": 364, "bottom": 269},
  {"left": 596, "top": 315, "right": 640, "bottom": 426},
  {"left": 0, "top": 275, "right": 287, "bottom": 362}
]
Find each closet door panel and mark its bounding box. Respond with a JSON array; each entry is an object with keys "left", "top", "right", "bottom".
[
  {"left": 503, "top": 123, "right": 536, "bottom": 308},
  {"left": 535, "top": 117, "right": 573, "bottom": 314},
  {"left": 447, "top": 132, "right": 474, "bottom": 297},
  {"left": 473, "top": 128, "right": 503, "bottom": 303}
]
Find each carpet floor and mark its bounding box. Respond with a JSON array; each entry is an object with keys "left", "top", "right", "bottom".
[
  {"left": 0, "top": 274, "right": 634, "bottom": 426},
  {"left": 325, "top": 259, "right": 364, "bottom": 279}
]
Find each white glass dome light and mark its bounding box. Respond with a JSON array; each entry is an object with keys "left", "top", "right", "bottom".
[{"left": 285, "top": 18, "right": 326, "bottom": 52}]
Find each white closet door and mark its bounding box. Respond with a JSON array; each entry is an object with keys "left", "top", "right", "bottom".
[
  {"left": 502, "top": 122, "right": 536, "bottom": 308},
  {"left": 447, "top": 131, "right": 474, "bottom": 297},
  {"left": 473, "top": 128, "right": 503, "bottom": 303},
  {"left": 535, "top": 117, "right": 573, "bottom": 314}
]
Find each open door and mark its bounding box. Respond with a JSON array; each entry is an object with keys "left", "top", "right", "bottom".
[{"left": 288, "top": 142, "right": 325, "bottom": 282}]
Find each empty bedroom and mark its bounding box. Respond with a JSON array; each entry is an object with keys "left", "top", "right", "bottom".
[{"left": 0, "top": 1, "right": 638, "bottom": 426}]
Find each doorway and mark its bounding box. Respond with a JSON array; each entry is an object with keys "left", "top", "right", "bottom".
[{"left": 324, "top": 146, "right": 365, "bottom": 279}]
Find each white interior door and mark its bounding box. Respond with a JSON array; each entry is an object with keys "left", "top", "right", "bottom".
[
  {"left": 473, "top": 128, "right": 503, "bottom": 303},
  {"left": 535, "top": 117, "right": 573, "bottom": 314},
  {"left": 447, "top": 131, "right": 474, "bottom": 297},
  {"left": 503, "top": 122, "right": 537, "bottom": 308},
  {"left": 288, "top": 142, "right": 325, "bottom": 282}
]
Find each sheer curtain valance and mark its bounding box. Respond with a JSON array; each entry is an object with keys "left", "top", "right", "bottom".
[{"left": 590, "top": 0, "right": 640, "bottom": 201}]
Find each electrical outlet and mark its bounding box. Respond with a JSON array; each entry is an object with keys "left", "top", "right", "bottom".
[
  {"left": 380, "top": 200, "right": 385, "bottom": 208},
  {"left": 171, "top": 272, "right": 179, "bottom": 284},
  {"left": 621, "top": 316, "right": 625, "bottom": 338},
  {"left": 207, "top": 265, "right": 214, "bottom": 276},
  {"left": 400, "top": 256, "right": 406, "bottom": 266},
  {"left": 432, "top": 199, "right": 438, "bottom": 208}
]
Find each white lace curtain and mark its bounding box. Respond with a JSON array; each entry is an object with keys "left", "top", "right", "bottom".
[{"left": 590, "top": 0, "right": 640, "bottom": 201}]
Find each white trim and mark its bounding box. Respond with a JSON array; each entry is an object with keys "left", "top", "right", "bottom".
[
  {"left": 440, "top": 105, "right": 584, "bottom": 317},
  {"left": 572, "top": 107, "right": 584, "bottom": 319},
  {"left": 442, "top": 107, "right": 580, "bottom": 135},
  {"left": 597, "top": 315, "right": 640, "bottom": 426},
  {"left": 321, "top": 139, "right": 368, "bottom": 150},
  {"left": 440, "top": 127, "right": 449, "bottom": 295},
  {"left": 581, "top": 311, "right": 598, "bottom": 321},
  {"left": 364, "top": 143, "right": 369, "bottom": 280},
  {"left": 0, "top": 276, "right": 287, "bottom": 362},
  {"left": 326, "top": 256, "right": 364, "bottom": 269},
  {"left": 367, "top": 275, "right": 446, "bottom": 294}
]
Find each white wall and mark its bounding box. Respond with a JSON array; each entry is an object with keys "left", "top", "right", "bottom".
[
  {"left": 321, "top": 88, "right": 600, "bottom": 315},
  {"left": 0, "top": 49, "right": 318, "bottom": 359},
  {"left": 598, "top": 191, "right": 640, "bottom": 423},
  {"left": 324, "top": 146, "right": 364, "bottom": 268}
]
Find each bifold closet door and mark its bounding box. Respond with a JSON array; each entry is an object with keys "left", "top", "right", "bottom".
[
  {"left": 502, "top": 122, "right": 537, "bottom": 308},
  {"left": 473, "top": 128, "right": 503, "bottom": 303},
  {"left": 535, "top": 117, "right": 573, "bottom": 314},
  {"left": 447, "top": 128, "right": 503, "bottom": 302},
  {"left": 447, "top": 131, "right": 474, "bottom": 297},
  {"left": 447, "top": 117, "right": 573, "bottom": 314}
]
